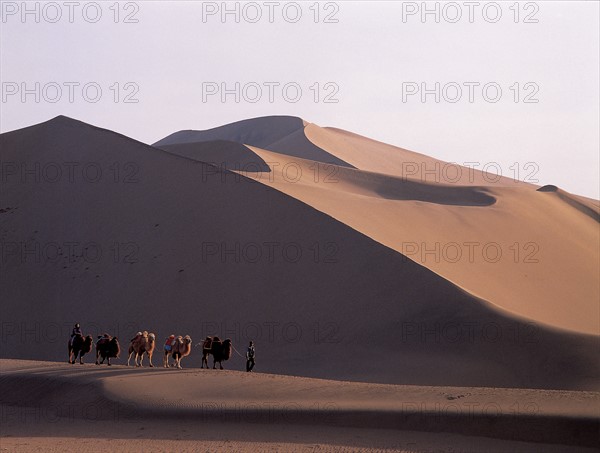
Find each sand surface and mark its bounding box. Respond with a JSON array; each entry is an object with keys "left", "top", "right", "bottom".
[{"left": 1, "top": 359, "right": 598, "bottom": 452}]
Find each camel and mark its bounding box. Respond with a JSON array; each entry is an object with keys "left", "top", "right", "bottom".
[
  {"left": 163, "top": 335, "right": 192, "bottom": 369},
  {"left": 95, "top": 334, "right": 120, "bottom": 365},
  {"left": 68, "top": 334, "right": 93, "bottom": 364},
  {"left": 201, "top": 336, "right": 233, "bottom": 369},
  {"left": 127, "top": 331, "right": 156, "bottom": 367}
]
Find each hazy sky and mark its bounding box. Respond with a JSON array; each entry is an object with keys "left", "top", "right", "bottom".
[{"left": 1, "top": 1, "right": 598, "bottom": 198}]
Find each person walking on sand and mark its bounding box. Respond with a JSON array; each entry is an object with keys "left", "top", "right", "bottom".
[{"left": 246, "top": 341, "right": 255, "bottom": 372}]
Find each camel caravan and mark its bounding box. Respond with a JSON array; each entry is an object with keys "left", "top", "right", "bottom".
[{"left": 67, "top": 324, "right": 236, "bottom": 370}]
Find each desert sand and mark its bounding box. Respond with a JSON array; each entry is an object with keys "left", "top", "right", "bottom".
[
  {"left": 1, "top": 115, "right": 598, "bottom": 451},
  {"left": 1, "top": 359, "right": 598, "bottom": 452}
]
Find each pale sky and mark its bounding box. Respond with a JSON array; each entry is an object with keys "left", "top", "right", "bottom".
[{"left": 1, "top": 1, "right": 598, "bottom": 198}]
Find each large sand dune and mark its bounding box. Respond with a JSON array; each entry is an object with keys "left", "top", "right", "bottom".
[
  {"left": 157, "top": 120, "right": 600, "bottom": 335},
  {"left": 1, "top": 116, "right": 598, "bottom": 393}
]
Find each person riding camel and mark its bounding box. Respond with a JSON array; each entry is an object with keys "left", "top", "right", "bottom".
[
  {"left": 69, "top": 323, "right": 82, "bottom": 346},
  {"left": 164, "top": 334, "right": 176, "bottom": 352}
]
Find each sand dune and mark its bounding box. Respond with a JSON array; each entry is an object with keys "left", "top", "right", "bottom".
[
  {"left": 156, "top": 132, "right": 599, "bottom": 335},
  {"left": 246, "top": 149, "right": 600, "bottom": 335},
  {"left": 0, "top": 116, "right": 598, "bottom": 391},
  {"left": 2, "top": 114, "right": 599, "bottom": 452}
]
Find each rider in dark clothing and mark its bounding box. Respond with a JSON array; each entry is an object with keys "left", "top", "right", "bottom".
[
  {"left": 70, "top": 323, "right": 82, "bottom": 345},
  {"left": 246, "top": 341, "right": 255, "bottom": 372}
]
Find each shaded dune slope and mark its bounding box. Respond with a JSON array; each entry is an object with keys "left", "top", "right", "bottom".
[
  {"left": 159, "top": 140, "right": 270, "bottom": 172},
  {"left": 153, "top": 115, "right": 354, "bottom": 168}
]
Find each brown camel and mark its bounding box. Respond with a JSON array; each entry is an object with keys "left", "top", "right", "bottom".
[
  {"left": 164, "top": 335, "right": 192, "bottom": 369},
  {"left": 68, "top": 334, "right": 93, "bottom": 364},
  {"left": 201, "top": 336, "right": 233, "bottom": 369},
  {"left": 95, "top": 334, "right": 120, "bottom": 366},
  {"left": 127, "top": 331, "right": 156, "bottom": 367}
]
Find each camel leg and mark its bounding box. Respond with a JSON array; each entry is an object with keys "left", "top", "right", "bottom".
[
  {"left": 95, "top": 351, "right": 100, "bottom": 365},
  {"left": 138, "top": 353, "right": 144, "bottom": 367},
  {"left": 148, "top": 353, "right": 153, "bottom": 368},
  {"left": 127, "top": 351, "right": 134, "bottom": 366},
  {"left": 79, "top": 354, "right": 84, "bottom": 365}
]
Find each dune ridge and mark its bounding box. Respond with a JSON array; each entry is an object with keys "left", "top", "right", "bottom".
[{"left": 153, "top": 115, "right": 354, "bottom": 167}]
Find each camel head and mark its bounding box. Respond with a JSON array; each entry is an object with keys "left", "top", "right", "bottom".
[
  {"left": 183, "top": 335, "right": 192, "bottom": 344},
  {"left": 112, "top": 337, "right": 121, "bottom": 357},
  {"left": 223, "top": 339, "right": 233, "bottom": 358},
  {"left": 148, "top": 333, "right": 156, "bottom": 342},
  {"left": 81, "top": 335, "right": 94, "bottom": 353}
]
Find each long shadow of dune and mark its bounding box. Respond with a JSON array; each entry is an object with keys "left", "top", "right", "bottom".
[
  {"left": 374, "top": 178, "right": 496, "bottom": 206},
  {"left": 327, "top": 164, "right": 497, "bottom": 206}
]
